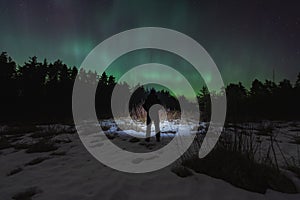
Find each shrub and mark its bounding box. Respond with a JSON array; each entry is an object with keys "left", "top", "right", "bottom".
[{"left": 182, "top": 146, "right": 297, "bottom": 194}]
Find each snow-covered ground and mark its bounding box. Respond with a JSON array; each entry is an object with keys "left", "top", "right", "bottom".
[{"left": 1, "top": 121, "right": 300, "bottom": 200}]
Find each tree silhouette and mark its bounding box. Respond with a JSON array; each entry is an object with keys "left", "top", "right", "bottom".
[
  {"left": 0, "top": 52, "right": 17, "bottom": 121},
  {"left": 197, "top": 86, "right": 211, "bottom": 121},
  {"left": 0, "top": 51, "right": 299, "bottom": 123},
  {"left": 296, "top": 73, "right": 300, "bottom": 88},
  {"left": 226, "top": 82, "right": 247, "bottom": 121}
]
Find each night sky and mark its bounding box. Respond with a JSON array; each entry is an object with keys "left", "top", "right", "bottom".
[{"left": 1, "top": 0, "right": 300, "bottom": 92}]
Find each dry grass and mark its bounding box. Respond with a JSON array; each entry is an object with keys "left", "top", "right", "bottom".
[
  {"left": 180, "top": 122, "right": 298, "bottom": 194},
  {"left": 130, "top": 104, "right": 181, "bottom": 122},
  {"left": 183, "top": 147, "right": 297, "bottom": 194}
]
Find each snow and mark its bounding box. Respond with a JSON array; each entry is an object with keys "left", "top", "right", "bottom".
[{"left": 0, "top": 122, "right": 300, "bottom": 199}]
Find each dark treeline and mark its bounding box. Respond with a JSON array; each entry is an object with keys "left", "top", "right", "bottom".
[
  {"left": 198, "top": 76, "right": 300, "bottom": 122},
  {"left": 0, "top": 52, "right": 77, "bottom": 122},
  {"left": 0, "top": 52, "right": 182, "bottom": 123},
  {"left": 0, "top": 52, "right": 300, "bottom": 123}
]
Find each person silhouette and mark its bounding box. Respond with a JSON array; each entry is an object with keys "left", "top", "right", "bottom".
[{"left": 143, "top": 89, "right": 161, "bottom": 142}]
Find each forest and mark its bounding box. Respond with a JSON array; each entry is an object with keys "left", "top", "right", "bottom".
[{"left": 0, "top": 51, "right": 300, "bottom": 123}]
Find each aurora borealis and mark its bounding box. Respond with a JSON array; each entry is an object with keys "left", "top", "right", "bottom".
[{"left": 1, "top": 0, "right": 300, "bottom": 93}]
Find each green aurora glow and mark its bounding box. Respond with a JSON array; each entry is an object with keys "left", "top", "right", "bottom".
[{"left": 1, "top": 0, "right": 300, "bottom": 96}]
